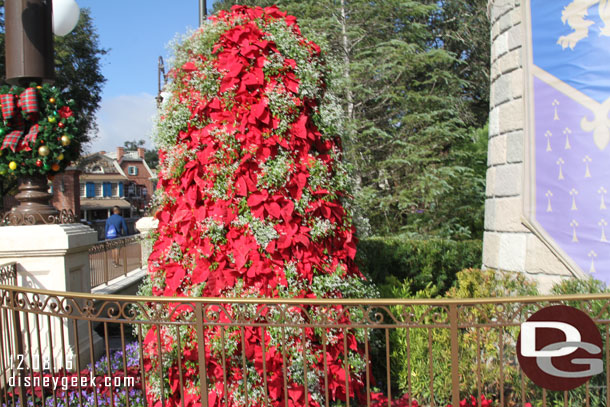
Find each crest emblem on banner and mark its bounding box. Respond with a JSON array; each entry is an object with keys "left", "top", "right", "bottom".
[{"left": 525, "top": 0, "right": 610, "bottom": 282}]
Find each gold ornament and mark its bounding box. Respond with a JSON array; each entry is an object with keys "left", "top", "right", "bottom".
[
  {"left": 8, "top": 161, "right": 17, "bottom": 171},
  {"left": 49, "top": 97, "right": 56, "bottom": 104},
  {"left": 48, "top": 116, "right": 56, "bottom": 124},
  {"left": 60, "top": 135, "right": 71, "bottom": 146},
  {"left": 38, "top": 145, "right": 50, "bottom": 157},
  {"left": 57, "top": 153, "right": 64, "bottom": 161}
]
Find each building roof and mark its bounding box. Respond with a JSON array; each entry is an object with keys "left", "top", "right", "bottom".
[
  {"left": 80, "top": 198, "right": 132, "bottom": 210},
  {"left": 80, "top": 174, "right": 128, "bottom": 181},
  {"left": 76, "top": 152, "right": 126, "bottom": 177}
]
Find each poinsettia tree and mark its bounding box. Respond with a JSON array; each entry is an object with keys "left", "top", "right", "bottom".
[{"left": 141, "top": 5, "right": 375, "bottom": 407}]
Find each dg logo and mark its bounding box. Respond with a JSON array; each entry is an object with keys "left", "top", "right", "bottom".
[{"left": 517, "top": 305, "right": 603, "bottom": 391}]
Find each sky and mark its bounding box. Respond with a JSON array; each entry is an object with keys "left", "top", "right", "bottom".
[{"left": 76, "top": 0, "right": 216, "bottom": 154}]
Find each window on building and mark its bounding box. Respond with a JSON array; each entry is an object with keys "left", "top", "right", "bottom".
[
  {"left": 95, "top": 183, "right": 102, "bottom": 197},
  {"left": 128, "top": 166, "right": 138, "bottom": 176},
  {"left": 127, "top": 183, "right": 135, "bottom": 196},
  {"left": 86, "top": 182, "right": 95, "bottom": 198},
  {"left": 80, "top": 183, "right": 86, "bottom": 197},
  {"left": 141, "top": 187, "right": 148, "bottom": 197},
  {"left": 103, "top": 182, "right": 112, "bottom": 197},
  {"left": 111, "top": 183, "right": 118, "bottom": 196},
  {"left": 91, "top": 165, "right": 103, "bottom": 174}
]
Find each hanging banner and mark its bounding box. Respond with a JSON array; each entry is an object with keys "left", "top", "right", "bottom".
[{"left": 524, "top": 0, "right": 610, "bottom": 282}]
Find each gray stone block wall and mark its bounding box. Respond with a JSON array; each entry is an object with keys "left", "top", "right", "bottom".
[{"left": 484, "top": 0, "right": 575, "bottom": 292}]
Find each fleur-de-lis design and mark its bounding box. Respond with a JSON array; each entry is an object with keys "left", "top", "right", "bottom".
[
  {"left": 570, "top": 188, "right": 578, "bottom": 210},
  {"left": 563, "top": 127, "right": 572, "bottom": 150},
  {"left": 545, "top": 130, "right": 552, "bottom": 152},
  {"left": 557, "top": 157, "right": 565, "bottom": 180},
  {"left": 553, "top": 99, "right": 560, "bottom": 120},
  {"left": 599, "top": 187, "right": 607, "bottom": 210},
  {"left": 599, "top": 219, "right": 608, "bottom": 242},
  {"left": 545, "top": 190, "right": 553, "bottom": 212},
  {"left": 570, "top": 219, "right": 579, "bottom": 242},
  {"left": 583, "top": 155, "right": 592, "bottom": 178},
  {"left": 588, "top": 250, "right": 597, "bottom": 273}
]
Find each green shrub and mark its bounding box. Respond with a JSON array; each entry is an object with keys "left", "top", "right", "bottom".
[
  {"left": 526, "top": 277, "right": 610, "bottom": 407},
  {"left": 389, "top": 268, "right": 537, "bottom": 405},
  {"left": 386, "top": 271, "right": 610, "bottom": 406},
  {"left": 356, "top": 236, "right": 482, "bottom": 296}
]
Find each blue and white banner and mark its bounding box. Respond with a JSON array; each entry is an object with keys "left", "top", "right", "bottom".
[{"left": 525, "top": 0, "right": 610, "bottom": 282}]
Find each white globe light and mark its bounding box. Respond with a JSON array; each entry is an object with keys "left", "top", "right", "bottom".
[{"left": 52, "top": 0, "right": 80, "bottom": 36}]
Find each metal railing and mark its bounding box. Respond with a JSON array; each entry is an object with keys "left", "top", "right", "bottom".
[
  {"left": 0, "top": 283, "right": 609, "bottom": 407},
  {"left": 0, "top": 263, "right": 16, "bottom": 286},
  {"left": 89, "top": 235, "right": 143, "bottom": 288}
]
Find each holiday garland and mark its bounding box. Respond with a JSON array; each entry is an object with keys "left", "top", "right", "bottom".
[
  {"left": 141, "top": 5, "right": 376, "bottom": 407},
  {"left": 0, "top": 83, "right": 78, "bottom": 177}
]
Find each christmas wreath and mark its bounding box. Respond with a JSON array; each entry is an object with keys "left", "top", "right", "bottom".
[{"left": 0, "top": 83, "right": 79, "bottom": 177}]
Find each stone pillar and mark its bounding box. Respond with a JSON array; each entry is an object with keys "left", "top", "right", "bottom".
[
  {"left": 51, "top": 168, "right": 81, "bottom": 218},
  {"left": 0, "top": 224, "right": 102, "bottom": 369},
  {"left": 484, "top": 0, "right": 575, "bottom": 292},
  {"left": 135, "top": 216, "right": 158, "bottom": 268}
]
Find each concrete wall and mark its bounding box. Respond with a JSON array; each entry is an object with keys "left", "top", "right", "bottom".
[{"left": 484, "top": 0, "right": 575, "bottom": 292}]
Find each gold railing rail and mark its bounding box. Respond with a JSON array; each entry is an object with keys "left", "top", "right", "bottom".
[
  {"left": 88, "top": 234, "right": 143, "bottom": 288},
  {"left": 4, "top": 281, "right": 610, "bottom": 305},
  {"left": 0, "top": 282, "right": 609, "bottom": 407}
]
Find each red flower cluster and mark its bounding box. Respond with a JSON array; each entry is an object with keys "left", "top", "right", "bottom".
[
  {"left": 449, "top": 394, "right": 493, "bottom": 407},
  {"left": 145, "top": 5, "right": 366, "bottom": 407},
  {"left": 371, "top": 393, "right": 493, "bottom": 407}
]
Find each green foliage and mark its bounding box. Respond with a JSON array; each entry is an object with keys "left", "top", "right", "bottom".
[
  {"left": 52, "top": 8, "right": 107, "bottom": 143},
  {"left": 387, "top": 273, "right": 610, "bottom": 406},
  {"left": 356, "top": 236, "right": 482, "bottom": 296},
  {"left": 0, "top": 84, "right": 79, "bottom": 177},
  {"left": 390, "top": 269, "right": 538, "bottom": 404}
]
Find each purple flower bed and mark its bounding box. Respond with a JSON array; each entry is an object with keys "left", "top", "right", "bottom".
[{"left": 4, "top": 342, "right": 144, "bottom": 407}]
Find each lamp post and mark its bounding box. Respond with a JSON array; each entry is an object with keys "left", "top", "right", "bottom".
[
  {"left": 5, "top": 0, "right": 55, "bottom": 85},
  {"left": 199, "top": 0, "right": 207, "bottom": 26},
  {"left": 156, "top": 56, "right": 166, "bottom": 108},
  {"left": 3, "top": 0, "right": 80, "bottom": 225}
]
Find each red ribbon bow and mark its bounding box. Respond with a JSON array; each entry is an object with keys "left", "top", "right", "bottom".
[{"left": 0, "top": 87, "right": 40, "bottom": 152}]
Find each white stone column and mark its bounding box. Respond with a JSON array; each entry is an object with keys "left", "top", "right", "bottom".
[
  {"left": 0, "top": 223, "right": 97, "bottom": 291},
  {"left": 484, "top": 0, "right": 575, "bottom": 292},
  {"left": 0, "top": 223, "right": 102, "bottom": 370},
  {"left": 135, "top": 216, "right": 158, "bottom": 268}
]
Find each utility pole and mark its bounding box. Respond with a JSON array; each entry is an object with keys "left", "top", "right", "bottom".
[
  {"left": 5, "top": 0, "right": 55, "bottom": 85},
  {"left": 199, "top": 0, "right": 207, "bottom": 26}
]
